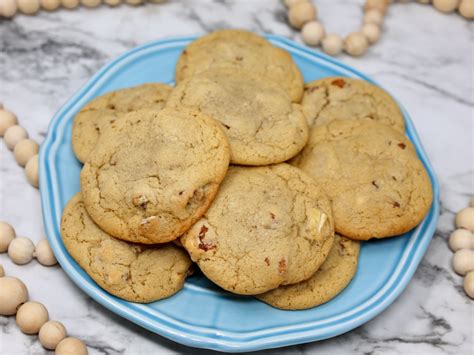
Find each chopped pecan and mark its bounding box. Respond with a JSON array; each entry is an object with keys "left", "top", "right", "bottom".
[
  {"left": 331, "top": 79, "right": 346, "bottom": 88},
  {"left": 398, "top": 142, "right": 406, "bottom": 149}
]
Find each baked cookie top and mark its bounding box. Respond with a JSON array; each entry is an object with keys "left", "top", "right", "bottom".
[
  {"left": 302, "top": 77, "right": 405, "bottom": 132},
  {"left": 257, "top": 235, "right": 360, "bottom": 310},
  {"left": 80, "top": 107, "right": 230, "bottom": 244},
  {"left": 72, "top": 83, "right": 172, "bottom": 163},
  {"left": 292, "top": 119, "right": 433, "bottom": 240},
  {"left": 180, "top": 164, "right": 334, "bottom": 295},
  {"left": 61, "top": 193, "right": 192, "bottom": 303},
  {"left": 166, "top": 68, "right": 308, "bottom": 166},
  {"left": 175, "top": 29, "right": 304, "bottom": 102}
]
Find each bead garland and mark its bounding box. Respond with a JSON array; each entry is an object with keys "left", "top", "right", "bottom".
[{"left": 284, "top": 0, "right": 473, "bottom": 57}]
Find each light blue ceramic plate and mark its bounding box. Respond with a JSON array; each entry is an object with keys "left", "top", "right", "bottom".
[{"left": 39, "top": 35, "right": 440, "bottom": 353}]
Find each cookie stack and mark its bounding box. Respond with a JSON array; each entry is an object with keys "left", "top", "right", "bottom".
[{"left": 61, "top": 29, "right": 433, "bottom": 310}]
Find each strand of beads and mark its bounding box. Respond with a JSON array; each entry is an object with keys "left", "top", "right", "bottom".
[{"left": 0, "top": 268, "right": 88, "bottom": 354}]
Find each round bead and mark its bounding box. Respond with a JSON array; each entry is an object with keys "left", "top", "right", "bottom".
[
  {"left": 25, "top": 155, "right": 39, "bottom": 188},
  {"left": 364, "top": 9, "right": 384, "bottom": 26},
  {"left": 0, "top": 264, "right": 4, "bottom": 277},
  {"left": 456, "top": 207, "right": 474, "bottom": 232},
  {"left": 452, "top": 249, "right": 474, "bottom": 275},
  {"left": 0, "top": 277, "right": 28, "bottom": 315},
  {"left": 17, "top": 0, "right": 40, "bottom": 14},
  {"left": 361, "top": 23, "right": 381, "bottom": 43},
  {"left": 459, "top": 0, "right": 474, "bottom": 18},
  {"left": 464, "top": 271, "right": 474, "bottom": 299},
  {"left": 41, "top": 0, "right": 61, "bottom": 10},
  {"left": 288, "top": 2, "right": 317, "bottom": 29},
  {"left": 301, "top": 21, "right": 325, "bottom": 46},
  {"left": 364, "top": 0, "right": 389, "bottom": 15},
  {"left": 56, "top": 337, "right": 88, "bottom": 355},
  {"left": 16, "top": 301, "right": 49, "bottom": 335},
  {"left": 35, "top": 239, "right": 57, "bottom": 266},
  {"left": 125, "top": 0, "right": 142, "bottom": 4},
  {"left": 8, "top": 236, "right": 35, "bottom": 265},
  {"left": 61, "top": 0, "right": 79, "bottom": 8},
  {"left": 104, "top": 0, "right": 120, "bottom": 5},
  {"left": 0, "top": 110, "right": 18, "bottom": 137},
  {"left": 0, "top": 221, "right": 16, "bottom": 253},
  {"left": 4, "top": 125, "right": 28, "bottom": 150},
  {"left": 0, "top": 0, "right": 18, "bottom": 17},
  {"left": 80, "top": 0, "right": 101, "bottom": 7},
  {"left": 433, "top": 0, "right": 460, "bottom": 12},
  {"left": 470, "top": 197, "right": 474, "bottom": 207},
  {"left": 322, "top": 34, "right": 343, "bottom": 56},
  {"left": 345, "top": 32, "right": 369, "bottom": 56},
  {"left": 39, "top": 320, "right": 67, "bottom": 350},
  {"left": 284, "top": 0, "right": 307, "bottom": 7},
  {"left": 449, "top": 229, "right": 473, "bottom": 251},
  {"left": 13, "top": 139, "right": 39, "bottom": 167}
]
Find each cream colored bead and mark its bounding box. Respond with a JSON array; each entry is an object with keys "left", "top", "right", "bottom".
[
  {"left": 470, "top": 197, "right": 474, "bottom": 207},
  {"left": 17, "top": 0, "right": 40, "bottom": 14},
  {"left": 25, "top": 155, "right": 39, "bottom": 188},
  {"left": 80, "top": 0, "right": 101, "bottom": 7},
  {"left": 452, "top": 249, "right": 474, "bottom": 275},
  {"left": 288, "top": 2, "right": 317, "bottom": 29},
  {"left": 459, "top": 0, "right": 474, "bottom": 19},
  {"left": 449, "top": 229, "right": 474, "bottom": 251},
  {"left": 364, "top": 9, "right": 384, "bottom": 26},
  {"left": 0, "top": 0, "right": 17, "bottom": 18},
  {"left": 8, "top": 236, "right": 35, "bottom": 265},
  {"left": 364, "top": 0, "right": 389, "bottom": 15},
  {"left": 41, "top": 0, "right": 61, "bottom": 10},
  {"left": 61, "top": 0, "right": 79, "bottom": 8},
  {"left": 284, "top": 0, "right": 307, "bottom": 7},
  {"left": 4, "top": 125, "right": 28, "bottom": 150},
  {"left": 14, "top": 139, "right": 39, "bottom": 167},
  {"left": 456, "top": 207, "right": 474, "bottom": 232},
  {"left": 361, "top": 23, "right": 381, "bottom": 43},
  {"left": 104, "top": 0, "right": 120, "bottom": 6},
  {"left": 0, "top": 277, "right": 28, "bottom": 315},
  {"left": 0, "top": 221, "right": 16, "bottom": 253},
  {"left": 0, "top": 110, "right": 18, "bottom": 137},
  {"left": 16, "top": 301, "right": 49, "bottom": 335},
  {"left": 301, "top": 21, "right": 325, "bottom": 46},
  {"left": 56, "top": 337, "right": 88, "bottom": 355},
  {"left": 345, "top": 32, "right": 369, "bottom": 56},
  {"left": 322, "top": 34, "right": 343, "bottom": 56},
  {"left": 0, "top": 264, "right": 4, "bottom": 277},
  {"left": 464, "top": 271, "right": 474, "bottom": 299},
  {"left": 433, "top": 0, "right": 460, "bottom": 12},
  {"left": 35, "top": 239, "right": 57, "bottom": 266},
  {"left": 39, "top": 320, "right": 67, "bottom": 350},
  {"left": 125, "top": 0, "right": 142, "bottom": 4}
]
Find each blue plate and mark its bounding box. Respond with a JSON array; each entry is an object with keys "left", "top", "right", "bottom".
[{"left": 39, "top": 35, "right": 440, "bottom": 353}]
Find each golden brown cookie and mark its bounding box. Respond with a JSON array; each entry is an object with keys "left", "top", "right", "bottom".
[
  {"left": 72, "top": 83, "right": 172, "bottom": 162},
  {"left": 80, "top": 107, "right": 230, "bottom": 244},
  {"left": 302, "top": 77, "right": 405, "bottom": 132},
  {"left": 61, "top": 193, "right": 192, "bottom": 303},
  {"left": 257, "top": 235, "right": 360, "bottom": 310},
  {"left": 175, "top": 29, "right": 304, "bottom": 102},
  {"left": 181, "top": 164, "right": 334, "bottom": 295},
  {"left": 292, "top": 119, "right": 433, "bottom": 240},
  {"left": 166, "top": 68, "right": 308, "bottom": 166}
]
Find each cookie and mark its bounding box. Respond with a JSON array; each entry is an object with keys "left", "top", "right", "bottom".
[
  {"left": 72, "top": 83, "right": 172, "bottom": 163},
  {"left": 180, "top": 164, "right": 334, "bottom": 295},
  {"left": 257, "top": 235, "right": 360, "bottom": 310},
  {"left": 301, "top": 77, "right": 405, "bottom": 132},
  {"left": 166, "top": 68, "right": 308, "bottom": 166},
  {"left": 175, "top": 29, "right": 304, "bottom": 102},
  {"left": 292, "top": 119, "right": 433, "bottom": 240},
  {"left": 80, "top": 107, "right": 230, "bottom": 244},
  {"left": 61, "top": 193, "right": 192, "bottom": 303}
]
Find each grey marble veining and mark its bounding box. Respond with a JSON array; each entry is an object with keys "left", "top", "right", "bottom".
[{"left": 0, "top": 1, "right": 473, "bottom": 354}]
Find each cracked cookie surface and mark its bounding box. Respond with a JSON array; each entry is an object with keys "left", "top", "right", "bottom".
[
  {"left": 61, "top": 193, "right": 192, "bottom": 303},
  {"left": 180, "top": 164, "right": 334, "bottom": 295},
  {"left": 302, "top": 77, "right": 405, "bottom": 132},
  {"left": 257, "top": 235, "right": 360, "bottom": 310},
  {"left": 175, "top": 29, "right": 304, "bottom": 102},
  {"left": 292, "top": 119, "right": 433, "bottom": 240},
  {"left": 166, "top": 68, "right": 308, "bottom": 166},
  {"left": 80, "top": 107, "right": 230, "bottom": 244},
  {"left": 72, "top": 83, "right": 172, "bottom": 163}
]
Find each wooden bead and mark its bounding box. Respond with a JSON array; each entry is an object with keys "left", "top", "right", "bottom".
[
  {"left": 8, "top": 236, "right": 35, "bottom": 265},
  {"left": 364, "top": 0, "right": 389, "bottom": 15},
  {"left": 361, "top": 23, "right": 381, "bottom": 43},
  {"left": 449, "top": 229, "right": 474, "bottom": 251},
  {"left": 39, "top": 320, "right": 67, "bottom": 350},
  {"left": 61, "top": 0, "right": 79, "bottom": 8},
  {"left": 364, "top": 9, "right": 384, "bottom": 25},
  {"left": 453, "top": 249, "right": 474, "bottom": 275},
  {"left": 4, "top": 125, "right": 28, "bottom": 150},
  {"left": 34, "top": 239, "right": 57, "bottom": 266},
  {"left": 104, "top": 0, "right": 120, "bottom": 6},
  {"left": 0, "top": 264, "right": 4, "bottom": 277},
  {"left": 288, "top": 2, "right": 317, "bottom": 29},
  {"left": 456, "top": 207, "right": 474, "bottom": 232},
  {"left": 41, "top": 0, "right": 61, "bottom": 10},
  {"left": 17, "top": 0, "right": 40, "bottom": 14},
  {"left": 0, "top": 221, "right": 16, "bottom": 253},
  {"left": 56, "top": 337, "right": 88, "bottom": 355},
  {"left": 471, "top": 197, "right": 474, "bottom": 207},
  {"left": 284, "top": 0, "right": 307, "bottom": 7},
  {"left": 16, "top": 301, "right": 49, "bottom": 335},
  {"left": 25, "top": 155, "right": 39, "bottom": 188},
  {"left": 345, "top": 32, "right": 369, "bottom": 56},
  {"left": 0, "top": 0, "right": 17, "bottom": 17},
  {"left": 80, "top": 0, "right": 101, "bottom": 7},
  {"left": 322, "top": 34, "right": 343, "bottom": 56},
  {"left": 433, "top": 0, "right": 460, "bottom": 12},
  {"left": 465, "top": 271, "right": 474, "bottom": 299},
  {"left": 14, "top": 139, "right": 39, "bottom": 167},
  {"left": 301, "top": 21, "right": 325, "bottom": 46},
  {"left": 459, "top": 0, "right": 474, "bottom": 18},
  {"left": 0, "top": 109, "right": 18, "bottom": 136},
  {"left": 0, "top": 277, "right": 28, "bottom": 315}
]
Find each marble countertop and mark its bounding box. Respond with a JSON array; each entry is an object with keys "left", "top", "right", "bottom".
[{"left": 0, "top": 1, "right": 472, "bottom": 354}]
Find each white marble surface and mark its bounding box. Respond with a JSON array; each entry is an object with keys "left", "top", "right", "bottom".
[{"left": 0, "top": 1, "right": 473, "bottom": 354}]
